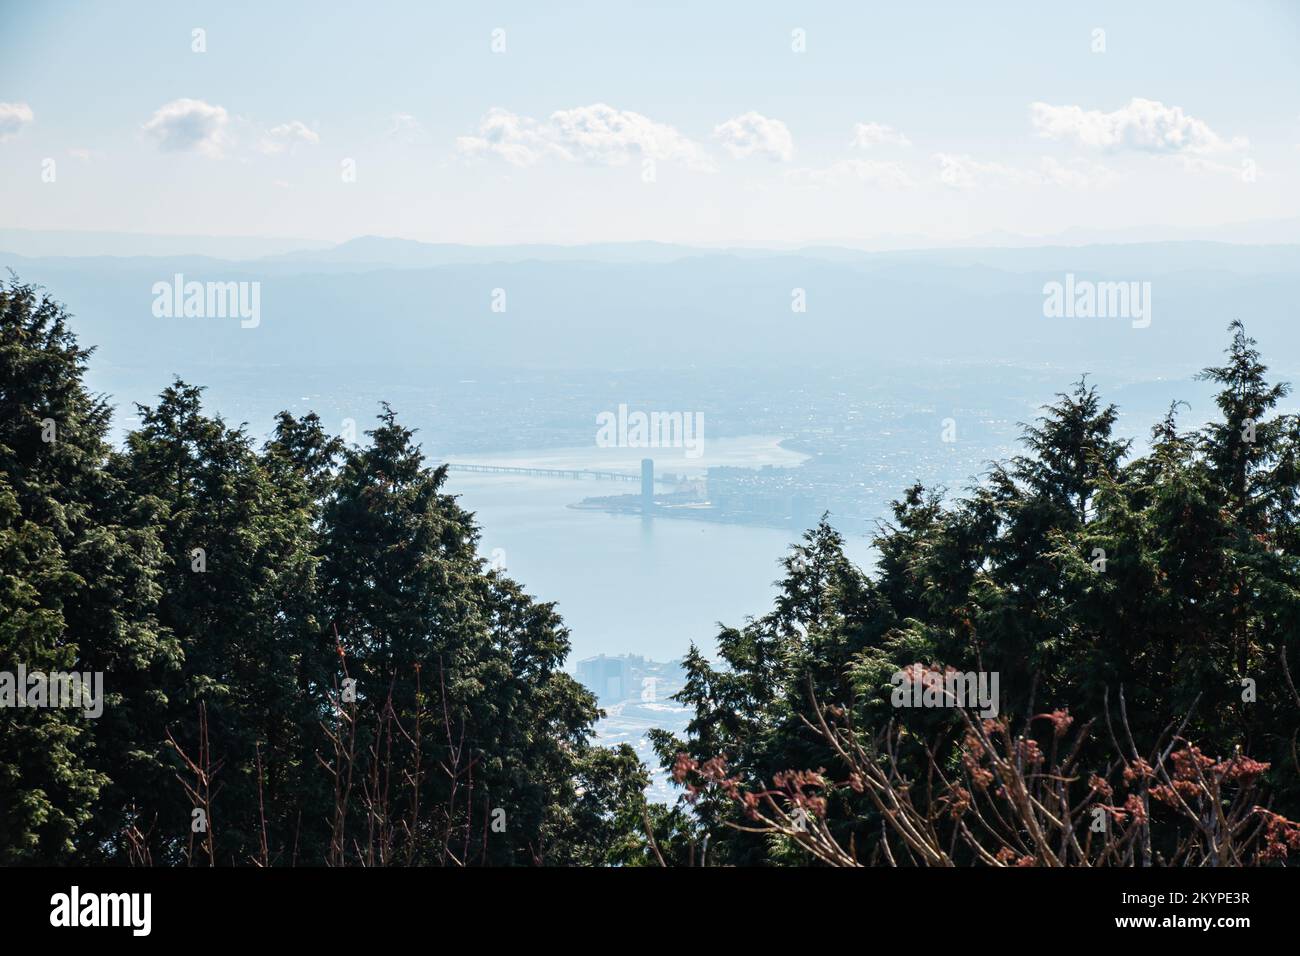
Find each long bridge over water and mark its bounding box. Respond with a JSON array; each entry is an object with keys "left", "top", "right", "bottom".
[{"left": 439, "top": 462, "right": 645, "bottom": 482}]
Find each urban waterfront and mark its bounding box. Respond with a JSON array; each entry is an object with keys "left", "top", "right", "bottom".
[{"left": 442, "top": 435, "right": 877, "bottom": 665}]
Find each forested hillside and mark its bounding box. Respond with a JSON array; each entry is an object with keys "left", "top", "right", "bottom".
[
  {"left": 3, "top": 275, "right": 1298, "bottom": 866},
  {"left": 0, "top": 278, "right": 650, "bottom": 866},
  {"left": 656, "top": 319, "right": 1300, "bottom": 865}
]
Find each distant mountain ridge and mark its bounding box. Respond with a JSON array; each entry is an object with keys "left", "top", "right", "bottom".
[
  {"left": 0, "top": 229, "right": 333, "bottom": 260},
  {"left": 5, "top": 215, "right": 1300, "bottom": 264},
  {"left": 2, "top": 240, "right": 1295, "bottom": 377}
]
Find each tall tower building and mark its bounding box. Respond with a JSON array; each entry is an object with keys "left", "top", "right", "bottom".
[{"left": 641, "top": 458, "right": 654, "bottom": 513}]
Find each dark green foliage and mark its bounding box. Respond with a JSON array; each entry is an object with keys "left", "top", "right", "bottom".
[
  {"left": 8, "top": 274, "right": 1297, "bottom": 867},
  {"left": 660, "top": 323, "right": 1300, "bottom": 865},
  {"left": 0, "top": 278, "right": 642, "bottom": 866},
  {"left": 0, "top": 279, "right": 179, "bottom": 862}
]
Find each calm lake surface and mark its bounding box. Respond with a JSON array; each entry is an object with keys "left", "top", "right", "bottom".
[{"left": 442, "top": 436, "right": 877, "bottom": 664}]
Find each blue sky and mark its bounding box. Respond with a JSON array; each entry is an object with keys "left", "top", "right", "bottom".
[{"left": 2, "top": 0, "right": 1298, "bottom": 245}]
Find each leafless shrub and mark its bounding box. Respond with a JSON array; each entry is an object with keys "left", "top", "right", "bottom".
[{"left": 676, "top": 684, "right": 1298, "bottom": 866}]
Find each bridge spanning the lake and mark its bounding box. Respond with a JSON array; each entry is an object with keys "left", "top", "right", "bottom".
[{"left": 439, "top": 462, "right": 643, "bottom": 483}]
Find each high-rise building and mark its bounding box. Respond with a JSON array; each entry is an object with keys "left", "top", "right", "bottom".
[
  {"left": 576, "top": 654, "right": 628, "bottom": 702},
  {"left": 641, "top": 458, "right": 654, "bottom": 513}
]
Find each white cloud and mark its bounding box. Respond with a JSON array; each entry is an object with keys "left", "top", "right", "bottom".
[
  {"left": 935, "top": 153, "right": 1028, "bottom": 189},
  {"left": 457, "top": 103, "right": 713, "bottom": 171},
  {"left": 1037, "top": 157, "right": 1119, "bottom": 189},
  {"left": 936, "top": 153, "right": 1117, "bottom": 190},
  {"left": 850, "top": 122, "right": 911, "bottom": 149},
  {"left": 551, "top": 104, "right": 712, "bottom": 169},
  {"left": 1030, "top": 98, "right": 1246, "bottom": 154},
  {"left": 713, "top": 111, "right": 793, "bottom": 161},
  {"left": 786, "top": 158, "right": 914, "bottom": 189},
  {"left": 142, "top": 98, "right": 230, "bottom": 156},
  {"left": 0, "top": 102, "right": 35, "bottom": 140},
  {"left": 455, "top": 108, "right": 570, "bottom": 166},
  {"left": 1176, "top": 155, "right": 1255, "bottom": 180},
  {"left": 258, "top": 120, "right": 320, "bottom": 154},
  {"left": 386, "top": 112, "right": 429, "bottom": 144}
]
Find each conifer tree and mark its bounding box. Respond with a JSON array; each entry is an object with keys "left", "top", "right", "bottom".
[
  {"left": 659, "top": 324, "right": 1300, "bottom": 866},
  {"left": 0, "top": 279, "right": 176, "bottom": 862}
]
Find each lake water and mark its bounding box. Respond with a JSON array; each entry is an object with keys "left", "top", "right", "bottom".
[{"left": 441, "top": 435, "right": 877, "bottom": 665}]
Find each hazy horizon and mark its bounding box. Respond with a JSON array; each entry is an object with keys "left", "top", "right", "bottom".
[
  {"left": 4, "top": 0, "right": 1300, "bottom": 889},
  {"left": 6, "top": 216, "right": 1300, "bottom": 259},
  {"left": 5, "top": 1, "right": 1300, "bottom": 245}
]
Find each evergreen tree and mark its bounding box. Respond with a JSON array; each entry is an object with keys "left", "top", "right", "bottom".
[
  {"left": 318, "top": 408, "right": 631, "bottom": 864},
  {"left": 0, "top": 279, "right": 176, "bottom": 862},
  {"left": 1, "top": 278, "right": 644, "bottom": 866},
  {"left": 659, "top": 324, "right": 1300, "bottom": 866}
]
